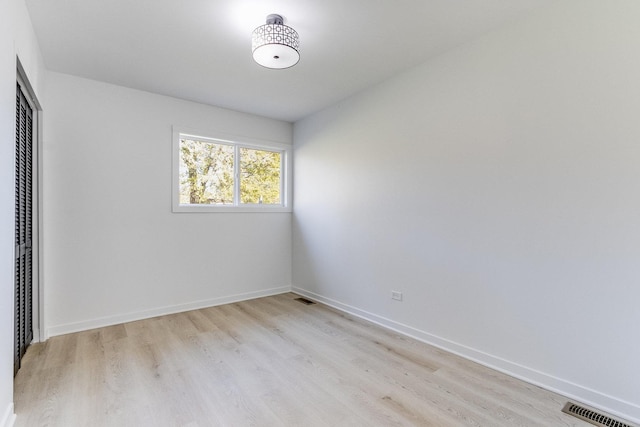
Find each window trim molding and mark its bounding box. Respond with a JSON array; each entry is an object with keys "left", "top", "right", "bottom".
[{"left": 172, "top": 126, "right": 292, "bottom": 213}]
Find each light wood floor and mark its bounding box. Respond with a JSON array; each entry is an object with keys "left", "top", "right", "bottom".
[{"left": 14, "top": 293, "right": 589, "bottom": 426}]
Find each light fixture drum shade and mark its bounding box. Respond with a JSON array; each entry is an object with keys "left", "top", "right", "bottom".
[{"left": 252, "top": 14, "right": 300, "bottom": 69}]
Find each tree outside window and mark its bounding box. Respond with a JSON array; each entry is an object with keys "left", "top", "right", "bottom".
[{"left": 178, "top": 137, "right": 283, "bottom": 207}]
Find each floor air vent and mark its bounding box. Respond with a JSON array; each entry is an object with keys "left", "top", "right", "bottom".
[
  {"left": 562, "top": 402, "right": 635, "bottom": 427},
  {"left": 294, "top": 297, "right": 316, "bottom": 305}
]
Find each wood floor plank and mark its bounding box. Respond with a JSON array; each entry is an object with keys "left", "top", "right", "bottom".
[{"left": 14, "top": 293, "right": 591, "bottom": 426}]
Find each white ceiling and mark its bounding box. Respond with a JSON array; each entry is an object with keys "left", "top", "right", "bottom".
[{"left": 25, "top": 0, "right": 552, "bottom": 122}]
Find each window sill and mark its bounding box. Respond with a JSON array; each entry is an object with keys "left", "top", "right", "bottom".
[{"left": 172, "top": 204, "right": 291, "bottom": 213}]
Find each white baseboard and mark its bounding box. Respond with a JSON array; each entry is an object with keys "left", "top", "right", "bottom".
[
  {"left": 0, "top": 403, "right": 15, "bottom": 427},
  {"left": 31, "top": 327, "right": 41, "bottom": 343},
  {"left": 292, "top": 286, "right": 640, "bottom": 425},
  {"left": 46, "top": 286, "right": 292, "bottom": 338}
]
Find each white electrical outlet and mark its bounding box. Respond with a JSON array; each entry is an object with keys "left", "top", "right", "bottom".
[{"left": 391, "top": 291, "right": 403, "bottom": 301}]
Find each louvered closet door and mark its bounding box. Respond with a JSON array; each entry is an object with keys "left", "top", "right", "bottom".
[{"left": 14, "top": 81, "right": 33, "bottom": 376}]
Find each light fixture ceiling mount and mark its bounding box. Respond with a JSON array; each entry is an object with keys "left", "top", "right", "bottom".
[{"left": 252, "top": 14, "right": 300, "bottom": 69}]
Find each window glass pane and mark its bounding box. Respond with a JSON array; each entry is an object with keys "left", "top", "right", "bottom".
[
  {"left": 179, "top": 139, "right": 234, "bottom": 204},
  {"left": 240, "top": 147, "right": 281, "bottom": 205}
]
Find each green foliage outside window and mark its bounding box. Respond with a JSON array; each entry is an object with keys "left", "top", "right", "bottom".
[
  {"left": 240, "top": 148, "right": 281, "bottom": 204},
  {"left": 179, "top": 138, "right": 282, "bottom": 206}
]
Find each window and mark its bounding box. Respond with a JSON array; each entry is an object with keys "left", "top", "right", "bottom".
[{"left": 172, "top": 128, "right": 291, "bottom": 212}]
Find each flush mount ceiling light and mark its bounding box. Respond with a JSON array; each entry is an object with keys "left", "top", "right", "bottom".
[{"left": 252, "top": 14, "right": 300, "bottom": 69}]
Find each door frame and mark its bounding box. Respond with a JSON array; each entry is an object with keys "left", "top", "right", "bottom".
[{"left": 16, "top": 59, "right": 43, "bottom": 343}]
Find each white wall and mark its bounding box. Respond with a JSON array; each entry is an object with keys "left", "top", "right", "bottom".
[
  {"left": 43, "top": 72, "right": 292, "bottom": 336},
  {"left": 0, "top": 0, "right": 45, "bottom": 425},
  {"left": 293, "top": 0, "right": 640, "bottom": 422}
]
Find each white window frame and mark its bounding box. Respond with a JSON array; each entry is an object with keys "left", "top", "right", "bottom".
[{"left": 172, "top": 127, "right": 292, "bottom": 213}]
